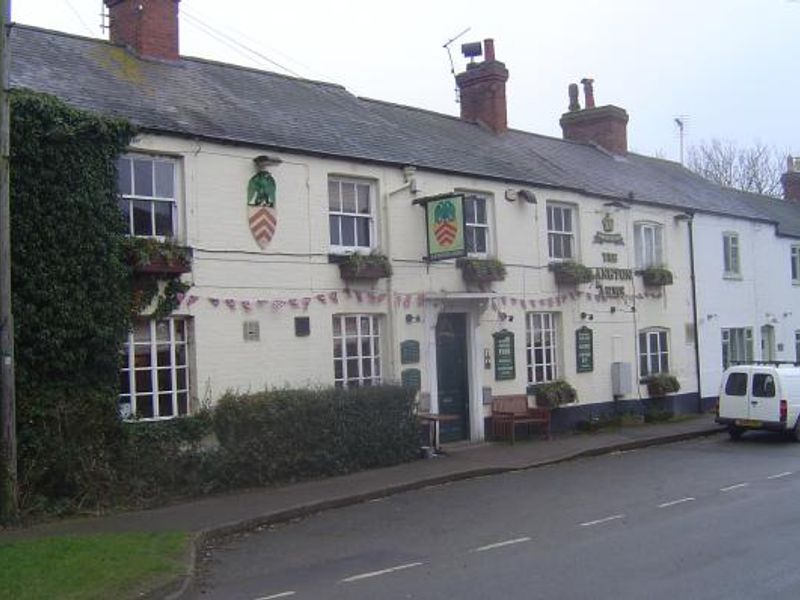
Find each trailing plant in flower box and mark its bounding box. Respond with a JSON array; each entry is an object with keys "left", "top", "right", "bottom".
[
  {"left": 122, "top": 237, "right": 192, "bottom": 274},
  {"left": 456, "top": 257, "right": 507, "bottom": 283},
  {"left": 527, "top": 380, "right": 577, "bottom": 408},
  {"left": 646, "top": 373, "right": 680, "bottom": 397},
  {"left": 549, "top": 261, "right": 594, "bottom": 285},
  {"left": 639, "top": 266, "right": 674, "bottom": 287},
  {"left": 338, "top": 252, "right": 393, "bottom": 280}
]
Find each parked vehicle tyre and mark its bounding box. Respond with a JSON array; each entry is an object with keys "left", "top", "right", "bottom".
[
  {"left": 728, "top": 425, "right": 745, "bottom": 441},
  {"left": 793, "top": 420, "right": 800, "bottom": 443}
]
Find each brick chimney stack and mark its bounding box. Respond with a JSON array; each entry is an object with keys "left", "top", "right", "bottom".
[
  {"left": 104, "top": 0, "right": 181, "bottom": 61},
  {"left": 781, "top": 156, "right": 800, "bottom": 201},
  {"left": 559, "top": 80, "right": 629, "bottom": 155},
  {"left": 455, "top": 39, "right": 509, "bottom": 134}
]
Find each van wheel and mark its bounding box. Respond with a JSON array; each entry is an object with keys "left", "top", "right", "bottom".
[
  {"left": 728, "top": 426, "right": 744, "bottom": 441},
  {"left": 793, "top": 421, "right": 800, "bottom": 443}
]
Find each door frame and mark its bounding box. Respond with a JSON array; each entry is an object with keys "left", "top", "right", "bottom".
[{"left": 424, "top": 299, "right": 485, "bottom": 441}]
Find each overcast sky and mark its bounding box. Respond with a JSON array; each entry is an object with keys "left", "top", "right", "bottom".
[{"left": 12, "top": 0, "right": 800, "bottom": 162}]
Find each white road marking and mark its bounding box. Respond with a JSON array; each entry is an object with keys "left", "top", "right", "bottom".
[
  {"left": 341, "top": 562, "right": 424, "bottom": 583},
  {"left": 254, "top": 592, "right": 296, "bottom": 600},
  {"left": 580, "top": 514, "right": 624, "bottom": 527},
  {"left": 472, "top": 537, "right": 531, "bottom": 553},
  {"left": 767, "top": 472, "right": 793, "bottom": 480},
  {"left": 658, "top": 497, "right": 695, "bottom": 508},
  {"left": 720, "top": 483, "right": 749, "bottom": 492}
]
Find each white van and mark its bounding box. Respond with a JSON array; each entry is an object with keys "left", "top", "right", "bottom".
[{"left": 716, "top": 364, "right": 800, "bottom": 440}]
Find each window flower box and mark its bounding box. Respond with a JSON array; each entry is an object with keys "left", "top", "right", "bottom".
[
  {"left": 639, "top": 266, "right": 674, "bottom": 287},
  {"left": 456, "top": 258, "right": 506, "bottom": 284},
  {"left": 527, "top": 380, "right": 577, "bottom": 408},
  {"left": 338, "top": 253, "right": 392, "bottom": 281},
  {"left": 549, "top": 261, "right": 593, "bottom": 286},
  {"left": 646, "top": 373, "right": 680, "bottom": 397},
  {"left": 123, "top": 238, "right": 192, "bottom": 275}
]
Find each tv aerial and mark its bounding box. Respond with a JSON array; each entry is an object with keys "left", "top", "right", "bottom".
[{"left": 443, "top": 27, "right": 471, "bottom": 103}]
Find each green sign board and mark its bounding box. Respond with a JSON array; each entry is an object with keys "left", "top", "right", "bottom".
[
  {"left": 400, "top": 340, "right": 420, "bottom": 365},
  {"left": 576, "top": 326, "right": 593, "bottom": 373},
  {"left": 421, "top": 193, "right": 466, "bottom": 261},
  {"left": 493, "top": 329, "right": 516, "bottom": 381}
]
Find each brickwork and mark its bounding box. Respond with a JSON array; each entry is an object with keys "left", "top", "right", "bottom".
[
  {"left": 455, "top": 39, "right": 509, "bottom": 134},
  {"left": 782, "top": 171, "right": 800, "bottom": 201},
  {"left": 560, "top": 105, "right": 629, "bottom": 155},
  {"left": 105, "top": 0, "right": 180, "bottom": 61}
]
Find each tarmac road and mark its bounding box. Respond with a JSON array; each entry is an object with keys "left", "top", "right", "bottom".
[{"left": 194, "top": 433, "right": 800, "bottom": 600}]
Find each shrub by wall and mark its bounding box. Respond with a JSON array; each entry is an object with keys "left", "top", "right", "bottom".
[
  {"left": 9, "top": 90, "right": 136, "bottom": 513},
  {"left": 213, "top": 385, "right": 419, "bottom": 487}
]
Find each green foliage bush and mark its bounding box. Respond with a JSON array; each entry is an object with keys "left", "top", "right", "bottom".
[
  {"left": 213, "top": 385, "right": 419, "bottom": 487},
  {"left": 456, "top": 258, "right": 507, "bottom": 283},
  {"left": 9, "top": 90, "right": 136, "bottom": 514},
  {"left": 646, "top": 373, "right": 681, "bottom": 397},
  {"left": 549, "top": 261, "right": 594, "bottom": 285},
  {"left": 528, "top": 380, "right": 577, "bottom": 408}
]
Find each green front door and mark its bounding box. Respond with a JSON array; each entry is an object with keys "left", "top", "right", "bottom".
[{"left": 436, "top": 313, "right": 469, "bottom": 442}]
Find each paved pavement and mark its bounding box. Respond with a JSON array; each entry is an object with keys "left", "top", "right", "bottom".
[{"left": 0, "top": 415, "right": 725, "bottom": 598}]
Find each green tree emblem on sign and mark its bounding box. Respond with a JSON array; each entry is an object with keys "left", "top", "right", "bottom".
[{"left": 247, "top": 171, "right": 276, "bottom": 207}]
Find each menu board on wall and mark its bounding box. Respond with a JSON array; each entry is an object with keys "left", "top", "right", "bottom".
[
  {"left": 576, "top": 326, "right": 594, "bottom": 373},
  {"left": 493, "top": 329, "right": 516, "bottom": 381}
]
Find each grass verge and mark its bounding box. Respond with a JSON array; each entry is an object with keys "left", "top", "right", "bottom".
[{"left": 0, "top": 532, "right": 190, "bottom": 600}]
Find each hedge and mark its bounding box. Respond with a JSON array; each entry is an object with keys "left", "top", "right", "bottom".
[{"left": 213, "top": 385, "right": 419, "bottom": 487}]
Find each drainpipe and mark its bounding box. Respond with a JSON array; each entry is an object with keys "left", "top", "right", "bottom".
[{"left": 681, "top": 212, "right": 703, "bottom": 412}]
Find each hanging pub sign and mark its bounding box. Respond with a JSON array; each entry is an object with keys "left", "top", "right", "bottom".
[
  {"left": 493, "top": 329, "right": 516, "bottom": 381},
  {"left": 413, "top": 193, "right": 467, "bottom": 261},
  {"left": 576, "top": 326, "right": 594, "bottom": 373}
]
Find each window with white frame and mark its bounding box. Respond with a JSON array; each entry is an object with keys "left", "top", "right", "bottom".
[
  {"left": 464, "top": 193, "right": 490, "bottom": 256},
  {"left": 333, "top": 314, "right": 381, "bottom": 387},
  {"left": 118, "top": 154, "right": 177, "bottom": 237},
  {"left": 634, "top": 222, "right": 664, "bottom": 268},
  {"left": 721, "top": 327, "right": 753, "bottom": 369},
  {"left": 796, "top": 331, "right": 800, "bottom": 363},
  {"left": 328, "top": 177, "right": 375, "bottom": 252},
  {"left": 792, "top": 245, "right": 800, "bottom": 284},
  {"left": 723, "top": 232, "right": 740, "bottom": 277},
  {"left": 639, "top": 328, "right": 669, "bottom": 377},
  {"left": 547, "top": 203, "right": 575, "bottom": 260},
  {"left": 526, "top": 312, "right": 559, "bottom": 383},
  {"left": 120, "top": 319, "right": 190, "bottom": 420}
]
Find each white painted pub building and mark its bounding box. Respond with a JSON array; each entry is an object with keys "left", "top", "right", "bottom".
[{"left": 10, "top": 0, "right": 800, "bottom": 440}]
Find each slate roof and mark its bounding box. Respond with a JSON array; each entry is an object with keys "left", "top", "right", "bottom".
[{"left": 10, "top": 24, "right": 800, "bottom": 237}]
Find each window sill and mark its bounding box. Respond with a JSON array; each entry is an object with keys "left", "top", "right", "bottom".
[
  {"left": 328, "top": 249, "right": 376, "bottom": 263},
  {"left": 722, "top": 273, "right": 742, "bottom": 281}
]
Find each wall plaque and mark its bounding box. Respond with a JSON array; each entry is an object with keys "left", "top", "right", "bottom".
[
  {"left": 576, "top": 326, "right": 594, "bottom": 373},
  {"left": 400, "top": 340, "right": 420, "bottom": 364},
  {"left": 493, "top": 329, "right": 516, "bottom": 381}
]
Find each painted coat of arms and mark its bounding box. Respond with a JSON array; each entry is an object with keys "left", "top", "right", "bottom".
[
  {"left": 247, "top": 162, "right": 277, "bottom": 249},
  {"left": 433, "top": 199, "right": 458, "bottom": 247}
]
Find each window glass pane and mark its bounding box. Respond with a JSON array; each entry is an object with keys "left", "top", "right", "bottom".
[
  {"left": 135, "top": 369, "right": 153, "bottom": 393},
  {"left": 157, "top": 348, "right": 172, "bottom": 367},
  {"left": 332, "top": 317, "right": 341, "bottom": 337},
  {"left": 362, "top": 359, "right": 372, "bottom": 377},
  {"left": 355, "top": 216, "right": 370, "bottom": 247},
  {"left": 175, "top": 345, "right": 186, "bottom": 366},
  {"left": 357, "top": 184, "right": 370, "bottom": 214},
  {"left": 136, "top": 395, "right": 154, "bottom": 418},
  {"left": 328, "top": 181, "right": 340, "bottom": 211},
  {"left": 132, "top": 200, "right": 153, "bottom": 236},
  {"left": 346, "top": 359, "right": 359, "bottom": 378},
  {"left": 753, "top": 374, "right": 775, "bottom": 398},
  {"left": 118, "top": 158, "right": 132, "bottom": 195},
  {"left": 155, "top": 321, "right": 170, "bottom": 342},
  {"left": 475, "top": 198, "right": 486, "bottom": 223},
  {"left": 157, "top": 368, "right": 172, "bottom": 391},
  {"left": 176, "top": 367, "right": 187, "bottom": 390},
  {"left": 133, "top": 346, "right": 151, "bottom": 369},
  {"left": 341, "top": 183, "right": 356, "bottom": 213},
  {"left": 119, "top": 198, "right": 131, "bottom": 232},
  {"left": 725, "top": 373, "right": 748, "bottom": 395},
  {"left": 120, "top": 370, "right": 130, "bottom": 395},
  {"left": 640, "top": 354, "right": 648, "bottom": 376},
  {"left": 154, "top": 161, "right": 174, "bottom": 198},
  {"left": 329, "top": 215, "right": 341, "bottom": 246},
  {"left": 177, "top": 392, "right": 188, "bottom": 416},
  {"left": 341, "top": 216, "right": 356, "bottom": 247},
  {"left": 345, "top": 316, "right": 358, "bottom": 336},
  {"left": 475, "top": 228, "right": 487, "bottom": 253},
  {"left": 154, "top": 201, "right": 173, "bottom": 237},
  {"left": 133, "top": 159, "right": 154, "bottom": 197},
  {"left": 334, "top": 360, "right": 343, "bottom": 380},
  {"left": 562, "top": 208, "right": 572, "bottom": 232},
  {"left": 465, "top": 198, "right": 475, "bottom": 222},
  {"left": 552, "top": 207, "right": 562, "bottom": 231},
  {"left": 159, "top": 393, "right": 174, "bottom": 417}
]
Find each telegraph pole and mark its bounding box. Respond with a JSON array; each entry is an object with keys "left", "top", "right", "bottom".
[{"left": 0, "top": 0, "right": 17, "bottom": 521}]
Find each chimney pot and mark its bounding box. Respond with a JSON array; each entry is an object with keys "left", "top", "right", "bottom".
[
  {"left": 568, "top": 83, "right": 581, "bottom": 112},
  {"left": 484, "top": 39, "right": 496, "bottom": 62},
  {"left": 581, "top": 78, "right": 596, "bottom": 109}
]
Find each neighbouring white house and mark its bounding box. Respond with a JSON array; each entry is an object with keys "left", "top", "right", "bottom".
[{"left": 9, "top": 0, "right": 800, "bottom": 440}]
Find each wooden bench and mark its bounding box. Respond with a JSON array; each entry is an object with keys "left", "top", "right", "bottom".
[{"left": 491, "top": 395, "right": 551, "bottom": 444}]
